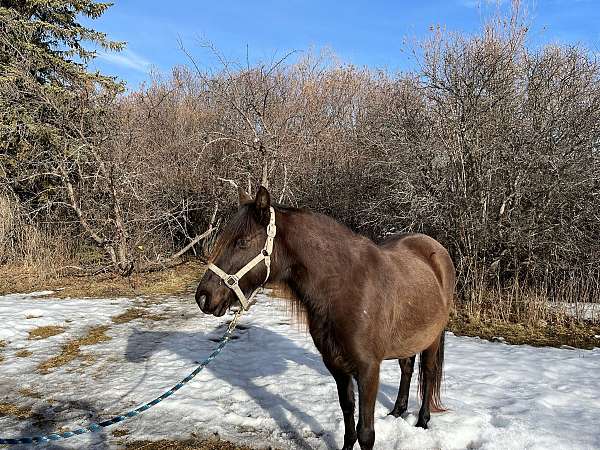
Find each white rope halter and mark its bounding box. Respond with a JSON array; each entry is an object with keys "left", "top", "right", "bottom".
[{"left": 207, "top": 206, "right": 276, "bottom": 310}]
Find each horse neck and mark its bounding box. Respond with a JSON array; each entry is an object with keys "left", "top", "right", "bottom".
[{"left": 274, "top": 208, "right": 357, "bottom": 315}]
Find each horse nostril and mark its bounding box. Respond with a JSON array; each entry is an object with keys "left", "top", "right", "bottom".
[{"left": 197, "top": 293, "right": 207, "bottom": 310}]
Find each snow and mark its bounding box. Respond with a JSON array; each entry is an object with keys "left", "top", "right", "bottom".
[
  {"left": 1, "top": 290, "right": 599, "bottom": 449},
  {"left": 552, "top": 302, "right": 600, "bottom": 322}
]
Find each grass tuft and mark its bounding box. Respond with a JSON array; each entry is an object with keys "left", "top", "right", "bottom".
[
  {"left": 111, "top": 308, "right": 166, "bottom": 324},
  {"left": 38, "top": 325, "right": 111, "bottom": 374},
  {"left": 112, "top": 429, "right": 130, "bottom": 437},
  {"left": 18, "top": 388, "right": 42, "bottom": 399},
  {"left": 449, "top": 312, "right": 600, "bottom": 349},
  {"left": 28, "top": 325, "right": 65, "bottom": 340},
  {"left": 0, "top": 402, "right": 33, "bottom": 419}
]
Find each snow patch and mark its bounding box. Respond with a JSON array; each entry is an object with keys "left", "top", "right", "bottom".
[{"left": 0, "top": 292, "right": 599, "bottom": 449}]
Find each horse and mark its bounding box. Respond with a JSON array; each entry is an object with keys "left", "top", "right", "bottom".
[{"left": 195, "top": 186, "right": 455, "bottom": 450}]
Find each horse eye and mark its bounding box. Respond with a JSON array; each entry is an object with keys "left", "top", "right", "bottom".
[{"left": 236, "top": 239, "right": 249, "bottom": 249}]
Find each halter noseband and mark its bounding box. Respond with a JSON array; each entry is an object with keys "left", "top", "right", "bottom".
[{"left": 207, "top": 206, "right": 276, "bottom": 310}]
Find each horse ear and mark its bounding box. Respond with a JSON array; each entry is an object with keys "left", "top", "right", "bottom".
[
  {"left": 254, "top": 186, "right": 271, "bottom": 223},
  {"left": 238, "top": 187, "right": 252, "bottom": 206}
]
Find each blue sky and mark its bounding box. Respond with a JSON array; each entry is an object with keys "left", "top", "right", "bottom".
[{"left": 84, "top": 0, "right": 600, "bottom": 88}]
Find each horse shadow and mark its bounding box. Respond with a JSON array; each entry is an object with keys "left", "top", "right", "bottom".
[{"left": 123, "top": 318, "right": 402, "bottom": 449}]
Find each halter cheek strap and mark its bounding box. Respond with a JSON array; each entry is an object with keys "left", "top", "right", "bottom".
[{"left": 207, "top": 206, "right": 276, "bottom": 310}]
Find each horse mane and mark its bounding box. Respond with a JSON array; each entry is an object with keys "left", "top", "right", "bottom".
[{"left": 267, "top": 281, "right": 309, "bottom": 332}]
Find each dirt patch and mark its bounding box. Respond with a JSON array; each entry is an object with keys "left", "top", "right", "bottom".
[
  {"left": 125, "top": 439, "right": 254, "bottom": 450},
  {"left": 449, "top": 313, "right": 600, "bottom": 349},
  {"left": 0, "top": 260, "right": 204, "bottom": 298},
  {"left": 38, "top": 325, "right": 111, "bottom": 374},
  {"left": 0, "top": 402, "right": 33, "bottom": 419},
  {"left": 111, "top": 308, "right": 167, "bottom": 324},
  {"left": 28, "top": 325, "right": 66, "bottom": 340},
  {"left": 15, "top": 349, "right": 32, "bottom": 357}
]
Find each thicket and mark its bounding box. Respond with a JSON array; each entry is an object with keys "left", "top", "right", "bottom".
[{"left": 1, "top": 2, "right": 599, "bottom": 322}]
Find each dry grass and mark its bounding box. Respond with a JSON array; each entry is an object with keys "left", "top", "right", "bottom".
[
  {"left": 0, "top": 260, "right": 204, "bottom": 298},
  {"left": 111, "top": 308, "right": 166, "bottom": 324},
  {"left": 27, "top": 325, "right": 66, "bottom": 340},
  {"left": 0, "top": 195, "right": 79, "bottom": 282},
  {"left": 125, "top": 439, "right": 254, "bottom": 450},
  {"left": 451, "top": 272, "right": 600, "bottom": 348},
  {"left": 112, "top": 429, "right": 130, "bottom": 437},
  {"left": 449, "top": 311, "right": 600, "bottom": 349},
  {"left": 0, "top": 402, "right": 33, "bottom": 419},
  {"left": 38, "top": 325, "right": 111, "bottom": 374},
  {"left": 15, "top": 349, "right": 32, "bottom": 357},
  {"left": 18, "top": 388, "right": 42, "bottom": 399}
]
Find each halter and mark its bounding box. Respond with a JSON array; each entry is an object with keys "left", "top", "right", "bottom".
[{"left": 207, "top": 206, "right": 276, "bottom": 310}]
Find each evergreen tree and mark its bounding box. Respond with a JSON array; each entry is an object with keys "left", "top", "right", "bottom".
[
  {"left": 0, "top": 1, "right": 137, "bottom": 274},
  {"left": 0, "top": 0, "right": 123, "bottom": 197}
]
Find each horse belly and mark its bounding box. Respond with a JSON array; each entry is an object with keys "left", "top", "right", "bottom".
[
  {"left": 383, "top": 291, "right": 449, "bottom": 359},
  {"left": 384, "top": 322, "right": 444, "bottom": 359}
]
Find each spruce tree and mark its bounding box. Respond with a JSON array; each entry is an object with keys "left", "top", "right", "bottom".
[{"left": 0, "top": 0, "right": 123, "bottom": 196}]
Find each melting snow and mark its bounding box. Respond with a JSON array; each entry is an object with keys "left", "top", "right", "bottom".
[{"left": 0, "top": 291, "right": 599, "bottom": 449}]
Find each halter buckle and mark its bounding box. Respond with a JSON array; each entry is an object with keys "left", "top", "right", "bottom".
[
  {"left": 225, "top": 274, "right": 239, "bottom": 288},
  {"left": 266, "top": 223, "right": 276, "bottom": 237}
]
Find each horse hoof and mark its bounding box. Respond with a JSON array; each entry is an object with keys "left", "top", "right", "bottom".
[
  {"left": 388, "top": 408, "right": 406, "bottom": 418},
  {"left": 415, "top": 421, "right": 428, "bottom": 429}
]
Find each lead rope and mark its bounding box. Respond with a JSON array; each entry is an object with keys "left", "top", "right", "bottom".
[{"left": 0, "top": 310, "right": 244, "bottom": 446}]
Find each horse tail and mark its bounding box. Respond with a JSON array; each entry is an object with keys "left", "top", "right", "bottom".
[{"left": 418, "top": 331, "right": 446, "bottom": 412}]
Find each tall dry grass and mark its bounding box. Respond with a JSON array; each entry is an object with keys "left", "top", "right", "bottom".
[{"left": 0, "top": 193, "right": 79, "bottom": 282}]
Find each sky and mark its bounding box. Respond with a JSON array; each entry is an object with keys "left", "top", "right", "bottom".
[{"left": 82, "top": 0, "right": 600, "bottom": 89}]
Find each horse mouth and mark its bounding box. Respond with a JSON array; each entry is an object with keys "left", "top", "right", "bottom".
[{"left": 214, "top": 301, "right": 229, "bottom": 317}]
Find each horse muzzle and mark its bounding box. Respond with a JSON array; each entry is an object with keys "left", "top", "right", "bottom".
[{"left": 195, "top": 289, "right": 232, "bottom": 317}]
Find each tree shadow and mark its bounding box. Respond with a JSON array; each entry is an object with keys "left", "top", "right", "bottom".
[{"left": 7, "top": 399, "right": 109, "bottom": 450}]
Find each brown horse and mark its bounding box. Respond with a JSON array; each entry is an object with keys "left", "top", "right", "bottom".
[{"left": 195, "top": 186, "right": 455, "bottom": 450}]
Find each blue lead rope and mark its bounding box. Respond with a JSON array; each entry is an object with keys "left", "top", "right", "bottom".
[{"left": 0, "top": 311, "right": 243, "bottom": 446}]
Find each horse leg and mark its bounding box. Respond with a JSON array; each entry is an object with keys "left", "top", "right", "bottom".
[
  {"left": 356, "top": 363, "right": 380, "bottom": 450},
  {"left": 331, "top": 371, "right": 357, "bottom": 450},
  {"left": 388, "top": 355, "right": 416, "bottom": 417},
  {"left": 416, "top": 332, "right": 445, "bottom": 429}
]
